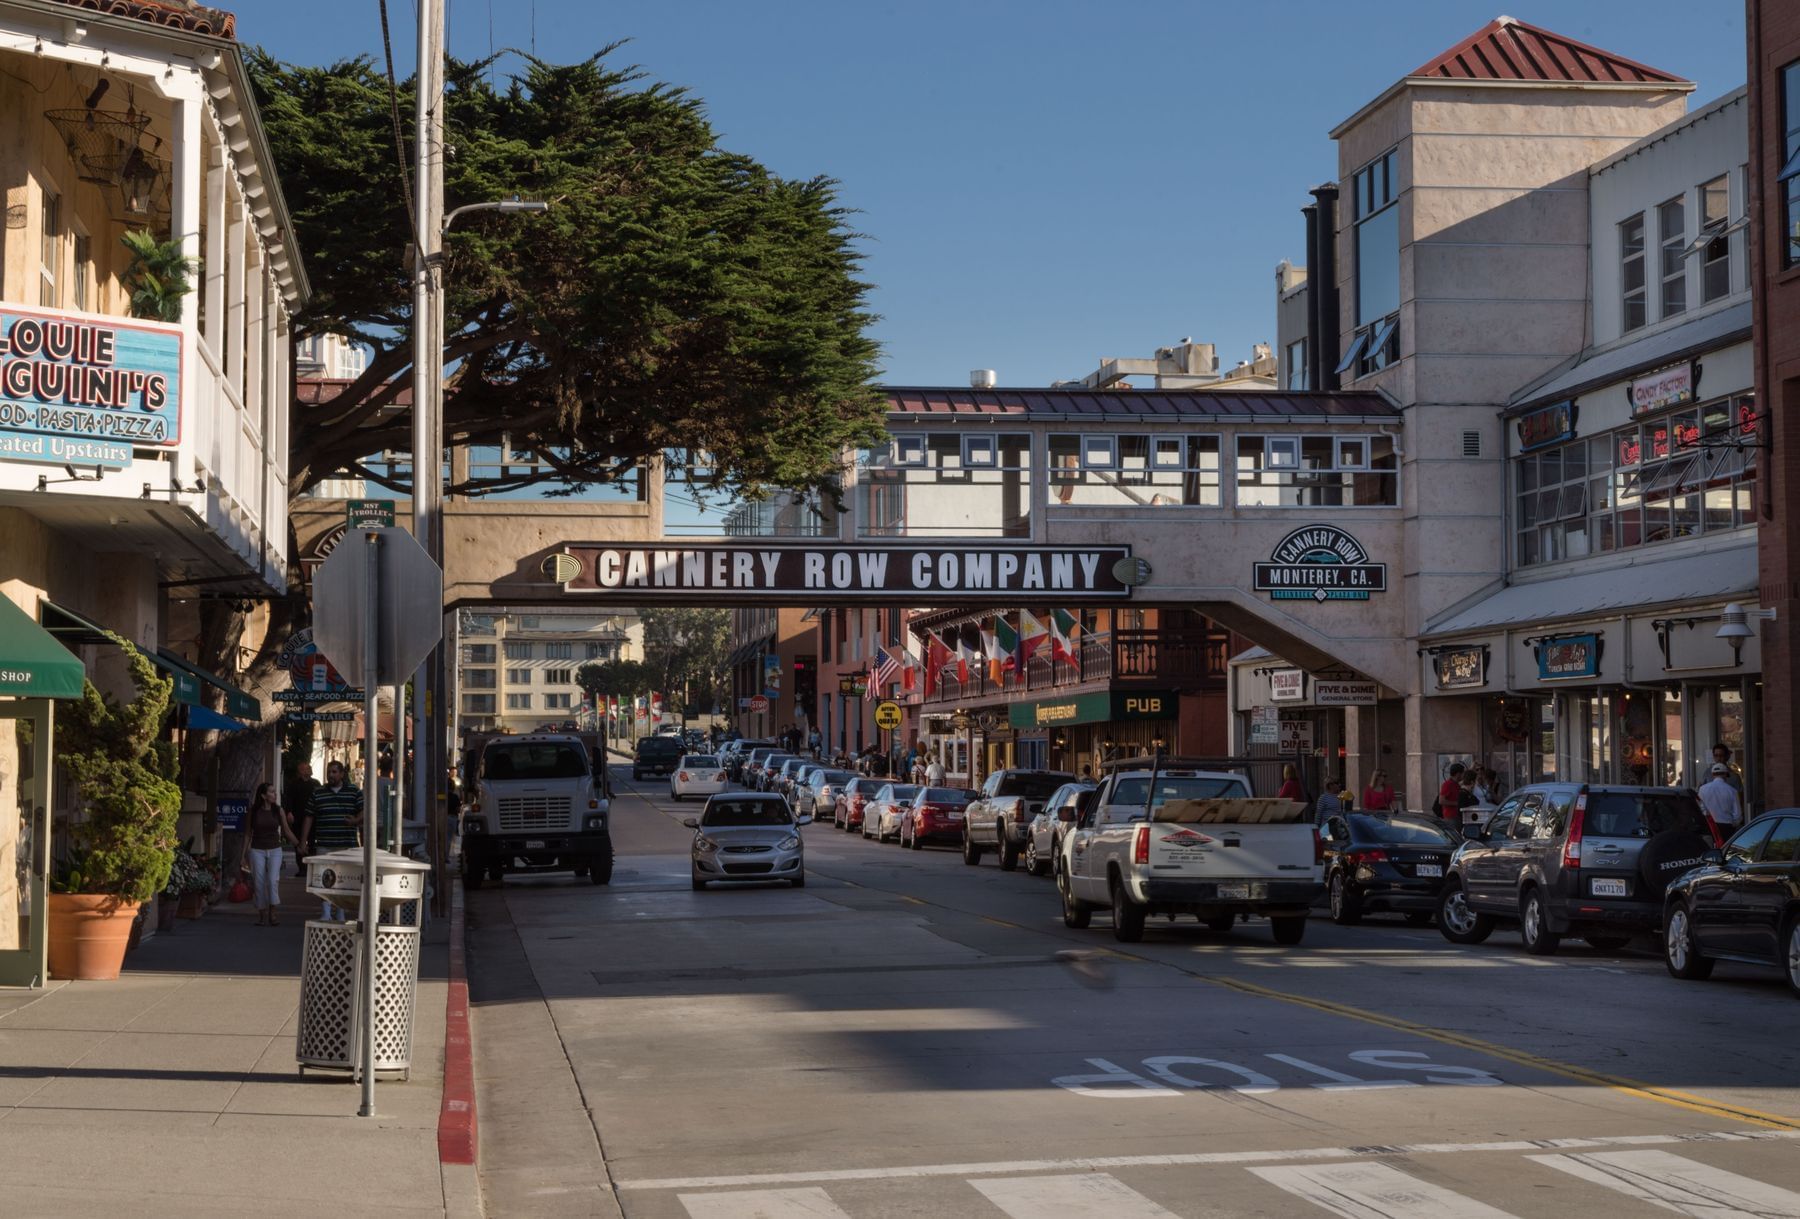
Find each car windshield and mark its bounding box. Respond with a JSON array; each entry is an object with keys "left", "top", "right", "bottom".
[
  {"left": 921, "top": 788, "right": 974, "bottom": 804},
  {"left": 484, "top": 743, "right": 587, "bottom": 780},
  {"left": 1584, "top": 791, "right": 1711, "bottom": 838},
  {"left": 702, "top": 800, "right": 794, "bottom": 827},
  {"left": 884, "top": 785, "right": 921, "bottom": 803},
  {"left": 1351, "top": 814, "right": 1458, "bottom": 845},
  {"left": 815, "top": 771, "right": 853, "bottom": 786},
  {"left": 995, "top": 773, "right": 1072, "bottom": 800},
  {"left": 681, "top": 756, "right": 718, "bottom": 767},
  {"left": 1111, "top": 775, "right": 1247, "bottom": 806}
]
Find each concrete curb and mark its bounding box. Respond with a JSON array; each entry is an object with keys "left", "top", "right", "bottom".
[{"left": 438, "top": 873, "right": 478, "bottom": 1168}]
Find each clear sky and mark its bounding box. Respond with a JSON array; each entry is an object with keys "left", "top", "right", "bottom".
[{"left": 247, "top": 1, "right": 1747, "bottom": 390}]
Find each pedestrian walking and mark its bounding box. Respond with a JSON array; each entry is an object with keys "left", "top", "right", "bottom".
[
  {"left": 283, "top": 761, "right": 319, "bottom": 876},
  {"left": 809, "top": 727, "right": 821, "bottom": 759},
  {"left": 1314, "top": 779, "right": 1345, "bottom": 825},
  {"left": 1276, "top": 764, "right": 1305, "bottom": 803},
  {"left": 1361, "top": 769, "right": 1395, "bottom": 812},
  {"left": 1710, "top": 743, "right": 1744, "bottom": 794},
  {"left": 242, "top": 783, "right": 298, "bottom": 926},
  {"left": 1435, "top": 763, "right": 1466, "bottom": 821},
  {"left": 926, "top": 754, "right": 945, "bottom": 786},
  {"left": 302, "top": 760, "right": 363, "bottom": 854},
  {"left": 1698, "top": 762, "right": 1744, "bottom": 840}
]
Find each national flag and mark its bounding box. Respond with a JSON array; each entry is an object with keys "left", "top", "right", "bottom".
[
  {"left": 1018, "top": 609, "right": 1049, "bottom": 660},
  {"left": 994, "top": 615, "right": 1021, "bottom": 672},
  {"left": 901, "top": 644, "right": 919, "bottom": 694},
  {"left": 1049, "top": 609, "right": 1081, "bottom": 664},
  {"left": 650, "top": 691, "right": 664, "bottom": 720},
  {"left": 981, "top": 619, "right": 1007, "bottom": 683},
  {"left": 958, "top": 624, "right": 982, "bottom": 684},
  {"left": 872, "top": 646, "right": 900, "bottom": 693},
  {"left": 935, "top": 627, "right": 966, "bottom": 682}
]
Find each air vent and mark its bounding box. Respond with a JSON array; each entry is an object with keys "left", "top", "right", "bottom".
[{"left": 1462, "top": 431, "right": 1482, "bottom": 458}]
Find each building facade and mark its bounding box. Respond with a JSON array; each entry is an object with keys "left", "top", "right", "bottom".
[{"left": 457, "top": 609, "right": 641, "bottom": 736}]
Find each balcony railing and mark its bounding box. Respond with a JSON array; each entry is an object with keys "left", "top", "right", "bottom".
[{"left": 919, "top": 626, "right": 1228, "bottom": 707}]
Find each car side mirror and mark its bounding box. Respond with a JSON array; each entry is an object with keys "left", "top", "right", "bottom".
[
  {"left": 1462, "top": 824, "right": 1487, "bottom": 841},
  {"left": 796, "top": 814, "right": 813, "bottom": 826},
  {"left": 682, "top": 817, "right": 699, "bottom": 829},
  {"left": 1703, "top": 848, "right": 1723, "bottom": 865},
  {"left": 1058, "top": 807, "right": 1077, "bottom": 823}
]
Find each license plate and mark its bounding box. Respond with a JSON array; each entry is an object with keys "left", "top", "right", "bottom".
[
  {"left": 1592, "top": 877, "right": 1628, "bottom": 897},
  {"left": 946, "top": 811, "right": 964, "bottom": 820},
  {"left": 1217, "top": 884, "right": 1250, "bottom": 900},
  {"left": 525, "top": 840, "right": 545, "bottom": 850},
  {"left": 1416, "top": 864, "right": 1442, "bottom": 878}
]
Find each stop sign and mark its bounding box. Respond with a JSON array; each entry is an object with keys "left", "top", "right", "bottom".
[{"left": 748, "top": 695, "right": 770, "bottom": 713}]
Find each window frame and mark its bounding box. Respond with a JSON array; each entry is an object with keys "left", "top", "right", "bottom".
[
  {"left": 1264, "top": 436, "right": 1300, "bottom": 470},
  {"left": 961, "top": 434, "right": 998, "bottom": 468},
  {"left": 1698, "top": 174, "right": 1731, "bottom": 302},
  {"left": 892, "top": 434, "right": 927, "bottom": 467},
  {"left": 38, "top": 182, "right": 61, "bottom": 309},
  {"left": 1657, "top": 195, "right": 1686, "bottom": 320},
  {"left": 1080, "top": 435, "right": 1117, "bottom": 470},
  {"left": 1782, "top": 61, "right": 1800, "bottom": 269},
  {"left": 1620, "top": 212, "right": 1647, "bottom": 332}
]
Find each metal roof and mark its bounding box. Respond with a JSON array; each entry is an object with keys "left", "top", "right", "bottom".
[
  {"left": 884, "top": 387, "right": 1398, "bottom": 422},
  {"left": 1409, "top": 16, "right": 1686, "bottom": 85}
]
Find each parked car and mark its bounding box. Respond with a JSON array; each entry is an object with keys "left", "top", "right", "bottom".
[
  {"left": 901, "top": 787, "right": 978, "bottom": 850},
  {"left": 741, "top": 748, "right": 786, "bottom": 790},
  {"left": 1025, "top": 783, "right": 1096, "bottom": 877},
  {"left": 757, "top": 754, "right": 797, "bottom": 792},
  {"left": 834, "top": 777, "right": 880, "bottom": 831},
  {"left": 670, "top": 754, "right": 728, "bottom": 801},
  {"left": 962, "top": 768, "right": 1075, "bottom": 870},
  {"left": 632, "top": 735, "right": 685, "bottom": 781},
  {"left": 798, "top": 769, "right": 855, "bottom": 819},
  {"left": 1321, "top": 812, "right": 1461, "bottom": 925},
  {"left": 1437, "top": 783, "right": 1717, "bottom": 955},
  {"left": 724, "top": 741, "right": 772, "bottom": 783},
  {"left": 862, "top": 783, "right": 922, "bottom": 842},
  {"left": 1664, "top": 810, "right": 1800, "bottom": 995},
  {"left": 686, "top": 793, "right": 809, "bottom": 890},
  {"left": 772, "top": 758, "right": 810, "bottom": 798}
]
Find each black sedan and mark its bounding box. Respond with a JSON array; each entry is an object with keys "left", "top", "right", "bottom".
[
  {"left": 1664, "top": 809, "right": 1800, "bottom": 996},
  {"left": 1321, "top": 812, "right": 1461, "bottom": 925}
]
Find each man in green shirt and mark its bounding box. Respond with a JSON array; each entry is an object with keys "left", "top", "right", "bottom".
[{"left": 302, "top": 760, "right": 363, "bottom": 853}]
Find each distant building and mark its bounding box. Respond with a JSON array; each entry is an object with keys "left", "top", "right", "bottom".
[{"left": 457, "top": 610, "right": 642, "bottom": 736}]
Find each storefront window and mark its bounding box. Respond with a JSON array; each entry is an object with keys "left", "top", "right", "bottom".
[{"left": 1661, "top": 689, "right": 1685, "bottom": 788}]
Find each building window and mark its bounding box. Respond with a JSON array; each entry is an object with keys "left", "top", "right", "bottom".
[
  {"left": 38, "top": 187, "right": 60, "bottom": 308},
  {"left": 585, "top": 641, "right": 608, "bottom": 659},
  {"left": 1235, "top": 433, "right": 1398, "bottom": 507},
  {"left": 1657, "top": 196, "right": 1685, "bottom": 320},
  {"left": 1515, "top": 393, "right": 1758, "bottom": 567},
  {"left": 857, "top": 431, "right": 1034, "bottom": 537},
  {"left": 546, "top": 668, "right": 573, "bottom": 685},
  {"left": 1048, "top": 434, "right": 1220, "bottom": 506},
  {"left": 519, "top": 616, "right": 540, "bottom": 628},
  {"left": 1782, "top": 62, "right": 1800, "bottom": 268},
  {"left": 465, "top": 669, "right": 496, "bottom": 689},
  {"left": 506, "top": 693, "right": 532, "bottom": 710},
  {"left": 1284, "top": 339, "right": 1308, "bottom": 390},
  {"left": 504, "top": 641, "right": 533, "bottom": 660},
  {"left": 1353, "top": 149, "right": 1399, "bottom": 325},
  {"left": 465, "top": 643, "right": 496, "bottom": 664},
  {"left": 546, "top": 642, "right": 573, "bottom": 659},
  {"left": 545, "top": 693, "right": 573, "bottom": 710},
  {"left": 71, "top": 231, "right": 90, "bottom": 311},
  {"left": 1620, "top": 213, "right": 1647, "bottom": 331},
  {"left": 506, "top": 667, "right": 532, "bottom": 684},
  {"left": 464, "top": 694, "right": 496, "bottom": 714},
  {"left": 1699, "top": 175, "right": 1731, "bottom": 302}
]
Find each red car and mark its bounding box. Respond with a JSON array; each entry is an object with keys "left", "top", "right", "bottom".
[
  {"left": 902, "top": 787, "right": 978, "bottom": 850},
  {"left": 834, "top": 777, "right": 880, "bottom": 831}
]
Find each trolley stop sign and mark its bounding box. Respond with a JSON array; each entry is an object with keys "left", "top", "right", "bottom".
[
  {"left": 874, "top": 700, "right": 903, "bottom": 730},
  {"left": 311, "top": 526, "right": 444, "bottom": 687}
]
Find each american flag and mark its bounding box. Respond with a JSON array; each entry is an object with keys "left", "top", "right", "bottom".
[{"left": 871, "top": 646, "right": 900, "bottom": 694}]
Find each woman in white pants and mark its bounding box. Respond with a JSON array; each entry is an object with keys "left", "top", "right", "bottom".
[{"left": 243, "top": 783, "right": 298, "bottom": 926}]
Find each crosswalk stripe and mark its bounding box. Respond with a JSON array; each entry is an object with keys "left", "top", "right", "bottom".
[
  {"left": 1250, "top": 1161, "right": 1519, "bottom": 1219},
  {"left": 970, "top": 1173, "right": 1181, "bottom": 1218},
  {"left": 677, "top": 1186, "right": 853, "bottom": 1219},
  {"left": 1530, "top": 1150, "right": 1800, "bottom": 1217}
]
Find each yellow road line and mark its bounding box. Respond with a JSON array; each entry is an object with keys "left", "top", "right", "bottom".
[
  {"left": 899, "top": 896, "right": 926, "bottom": 906},
  {"left": 982, "top": 916, "right": 1020, "bottom": 929}
]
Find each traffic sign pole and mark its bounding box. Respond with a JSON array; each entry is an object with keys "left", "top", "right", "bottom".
[{"left": 359, "top": 531, "right": 380, "bottom": 1118}]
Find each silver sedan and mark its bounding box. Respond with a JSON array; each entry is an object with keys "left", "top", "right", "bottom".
[{"left": 688, "top": 794, "right": 809, "bottom": 889}]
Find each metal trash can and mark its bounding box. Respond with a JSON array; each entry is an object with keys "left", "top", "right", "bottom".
[{"left": 297, "top": 848, "right": 430, "bottom": 1080}]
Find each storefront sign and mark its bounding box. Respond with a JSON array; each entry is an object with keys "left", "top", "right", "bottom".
[
  {"left": 1278, "top": 720, "right": 1313, "bottom": 754},
  {"left": 1433, "top": 645, "right": 1488, "bottom": 690},
  {"left": 874, "top": 700, "right": 903, "bottom": 730},
  {"left": 560, "top": 544, "right": 1134, "bottom": 599},
  {"left": 1494, "top": 703, "right": 1531, "bottom": 744},
  {"left": 1253, "top": 526, "right": 1387, "bottom": 602},
  {"left": 838, "top": 672, "right": 868, "bottom": 697},
  {"left": 763, "top": 654, "right": 783, "bottom": 698},
  {"left": 1313, "top": 680, "right": 1378, "bottom": 706},
  {"left": 1008, "top": 689, "right": 1177, "bottom": 730},
  {"left": 1536, "top": 633, "right": 1601, "bottom": 681},
  {"left": 0, "top": 307, "right": 182, "bottom": 469},
  {"left": 1630, "top": 362, "right": 1695, "bottom": 418},
  {"left": 217, "top": 797, "right": 247, "bottom": 832},
  {"left": 283, "top": 709, "right": 358, "bottom": 723},
  {"left": 1269, "top": 669, "right": 1306, "bottom": 701},
  {"left": 1249, "top": 705, "right": 1279, "bottom": 745},
  {"left": 274, "top": 629, "right": 361, "bottom": 703},
  {"left": 1516, "top": 400, "right": 1577, "bottom": 453}
]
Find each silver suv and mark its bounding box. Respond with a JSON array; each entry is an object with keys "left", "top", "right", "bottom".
[{"left": 1436, "top": 783, "right": 1716, "bottom": 955}]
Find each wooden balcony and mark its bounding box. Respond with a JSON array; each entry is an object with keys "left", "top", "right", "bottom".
[{"left": 921, "top": 626, "right": 1228, "bottom": 707}]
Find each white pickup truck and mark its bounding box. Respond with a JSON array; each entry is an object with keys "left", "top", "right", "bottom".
[{"left": 1055, "top": 764, "right": 1322, "bottom": 945}]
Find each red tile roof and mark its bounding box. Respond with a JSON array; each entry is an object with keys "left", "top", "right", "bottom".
[
  {"left": 43, "top": 0, "right": 237, "bottom": 41},
  {"left": 884, "top": 387, "right": 1398, "bottom": 421},
  {"left": 1410, "top": 16, "right": 1685, "bottom": 84}
]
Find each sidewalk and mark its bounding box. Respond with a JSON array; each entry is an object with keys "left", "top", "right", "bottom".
[{"left": 0, "top": 875, "right": 474, "bottom": 1218}]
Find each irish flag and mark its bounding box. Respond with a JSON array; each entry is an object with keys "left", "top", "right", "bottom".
[
  {"left": 1049, "top": 609, "right": 1080, "bottom": 664},
  {"left": 1018, "top": 609, "right": 1050, "bottom": 661},
  {"left": 981, "top": 620, "right": 1007, "bottom": 683}
]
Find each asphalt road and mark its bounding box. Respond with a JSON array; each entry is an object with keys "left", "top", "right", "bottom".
[{"left": 467, "top": 769, "right": 1800, "bottom": 1218}]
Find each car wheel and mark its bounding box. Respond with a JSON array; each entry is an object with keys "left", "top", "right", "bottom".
[
  {"left": 1664, "top": 903, "right": 1714, "bottom": 980},
  {"left": 909, "top": 824, "right": 924, "bottom": 851},
  {"left": 1270, "top": 915, "right": 1307, "bottom": 946},
  {"left": 1206, "top": 914, "right": 1235, "bottom": 934},
  {"left": 1328, "top": 871, "right": 1362, "bottom": 925},
  {"left": 1437, "top": 883, "right": 1494, "bottom": 945},
  {"left": 791, "top": 874, "right": 806, "bottom": 889},
  {"left": 998, "top": 826, "right": 1020, "bottom": 872},
  {"left": 1059, "top": 867, "right": 1092, "bottom": 929},
  {"left": 691, "top": 874, "right": 706, "bottom": 891},
  {"left": 1584, "top": 936, "right": 1630, "bottom": 953},
  {"left": 589, "top": 853, "right": 613, "bottom": 885},
  {"left": 962, "top": 832, "right": 982, "bottom": 866},
  {"left": 1783, "top": 915, "right": 1800, "bottom": 999},
  {"left": 1110, "top": 879, "right": 1146, "bottom": 943},
  {"left": 1519, "top": 889, "right": 1561, "bottom": 956},
  {"left": 1024, "top": 839, "right": 1039, "bottom": 875}
]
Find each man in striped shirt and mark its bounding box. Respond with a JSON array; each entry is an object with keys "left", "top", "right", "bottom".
[{"left": 301, "top": 760, "right": 363, "bottom": 853}]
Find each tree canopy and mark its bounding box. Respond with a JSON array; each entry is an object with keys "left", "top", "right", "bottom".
[{"left": 248, "top": 49, "right": 886, "bottom": 502}]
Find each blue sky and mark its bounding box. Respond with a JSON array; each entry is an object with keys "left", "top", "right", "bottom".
[{"left": 248, "top": 1, "right": 1747, "bottom": 390}]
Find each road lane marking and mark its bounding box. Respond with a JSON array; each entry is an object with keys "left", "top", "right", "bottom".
[
  {"left": 678, "top": 1187, "right": 852, "bottom": 1218},
  {"left": 1530, "top": 1150, "right": 1800, "bottom": 1216},
  {"left": 618, "top": 1128, "right": 1800, "bottom": 1191},
  {"left": 1250, "top": 1161, "right": 1519, "bottom": 1218},
  {"left": 971, "top": 1173, "right": 1180, "bottom": 1218}
]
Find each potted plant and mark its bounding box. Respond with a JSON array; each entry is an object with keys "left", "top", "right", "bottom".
[
  {"left": 165, "top": 843, "right": 214, "bottom": 919},
  {"left": 118, "top": 228, "right": 193, "bottom": 323},
  {"left": 48, "top": 637, "right": 182, "bottom": 980}
]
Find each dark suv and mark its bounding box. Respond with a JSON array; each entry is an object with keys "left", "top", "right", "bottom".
[
  {"left": 1437, "top": 783, "right": 1716, "bottom": 955},
  {"left": 632, "top": 734, "right": 685, "bottom": 780}
]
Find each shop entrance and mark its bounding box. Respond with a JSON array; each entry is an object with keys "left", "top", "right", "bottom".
[{"left": 0, "top": 700, "right": 52, "bottom": 986}]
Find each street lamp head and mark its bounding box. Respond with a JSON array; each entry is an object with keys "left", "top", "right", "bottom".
[{"left": 495, "top": 199, "right": 549, "bottom": 214}]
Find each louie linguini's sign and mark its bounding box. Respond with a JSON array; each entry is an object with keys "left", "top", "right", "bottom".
[
  {"left": 560, "top": 545, "right": 1134, "bottom": 599},
  {"left": 1253, "top": 526, "right": 1387, "bottom": 602},
  {"left": 0, "top": 308, "right": 182, "bottom": 469}
]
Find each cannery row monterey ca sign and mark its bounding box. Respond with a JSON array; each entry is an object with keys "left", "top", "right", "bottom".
[
  {"left": 553, "top": 545, "right": 1136, "bottom": 599},
  {"left": 1253, "top": 526, "right": 1387, "bottom": 602},
  {"left": 0, "top": 307, "right": 183, "bottom": 469}
]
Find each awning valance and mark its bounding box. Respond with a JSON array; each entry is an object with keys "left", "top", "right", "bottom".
[
  {"left": 156, "top": 649, "right": 261, "bottom": 721},
  {"left": 184, "top": 704, "right": 247, "bottom": 732},
  {"left": 0, "top": 595, "right": 85, "bottom": 699}
]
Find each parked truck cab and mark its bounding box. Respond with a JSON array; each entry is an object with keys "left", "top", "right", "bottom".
[{"left": 461, "top": 733, "right": 613, "bottom": 888}]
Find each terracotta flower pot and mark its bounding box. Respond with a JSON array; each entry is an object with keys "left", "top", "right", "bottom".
[
  {"left": 47, "top": 895, "right": 142, "bottom": 981},
  {"left": 177, "top": 892, "right": 206, "bottom": 919}
]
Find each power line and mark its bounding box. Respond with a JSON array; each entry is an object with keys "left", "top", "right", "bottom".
[{"left": 376, "top": 0, "right": 417, "bottom": 242}]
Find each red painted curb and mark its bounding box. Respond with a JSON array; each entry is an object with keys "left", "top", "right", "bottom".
[{"left": 438, "top": 874, "right": 478, "bottom": 1166}]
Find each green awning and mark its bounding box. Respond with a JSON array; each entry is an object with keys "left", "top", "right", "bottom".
[
  {"left": 39, "top": 601, "right": 201, "bottom": 706},
  {"left": 156, "top": 649, "right": 261, "bottom": 721},
  {"left": 0, "top": 595, "right": 85, "bottom": 699}
]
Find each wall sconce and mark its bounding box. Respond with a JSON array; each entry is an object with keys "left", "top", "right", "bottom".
[{"left": 1715, "top": 603, "right": 1776, "bottom": 665}]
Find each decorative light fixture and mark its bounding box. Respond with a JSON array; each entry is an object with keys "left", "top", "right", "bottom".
[{"left": 1715, "top": 603, "right": 1776, "bottom": 664}]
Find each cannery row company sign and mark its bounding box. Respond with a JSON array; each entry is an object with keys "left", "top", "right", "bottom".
[
  {"left": 0, "top": 307, "right": 182, "bottom": 469},
  {"left": 1253, "top": 526, "right": 1386, "bottom": 602},
  {"left": 557, "top": 545, "right": 1135, "bottom": 599}
]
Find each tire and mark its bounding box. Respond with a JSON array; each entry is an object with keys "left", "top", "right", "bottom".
[
  {"left": 1584, "top": 936, "right": 1630, "bottom": 952},
  {"left": 1784, "top": 915, "right": 1800, "bottom": 999},
  {"left": 589, "top": 853, "right": 613, "bottom": 885},
  {"left": 1664, "top": 903, "right": 1714, "bottom": 980},
  {"left": 691, "top": 875, "right": 706, "bottom": 891},
  {"left": 998, "top": 826, "right": 1020, "bottom": 872},
  {"left": 1111, "top": 879, "right": 1145, "bottom": 943},
  {"left": 791, "top": 874, "right": 806, "bottom": 889},
  {"left": 1271, "top": 915, "right": 1307, "bottom": 946},
  {"left": 962, "top": 832, "right": 982, "bottom": 866},
  {"left": 1519, "top": 888, "right": 1561, "bottom": 956},
  {"left": 1206, "top": 914, "right": 1235, "bottom": 934},
  {"left": 1059, "top": 868, "right": 1092, "bottom": 929},
  {"left": 1328, "top": 871, "right": 1362, "bottom": 925},
  {"left": 1437, "top": 883, "right": 1494, "bottom": 945}
]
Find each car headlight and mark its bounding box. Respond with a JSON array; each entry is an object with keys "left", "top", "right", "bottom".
[
  {"left": 695, "top": 835, "right": 720, "bottom": 851},
  {"left": 779, "top": 835, "right": 801, "bottom": 850}
]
